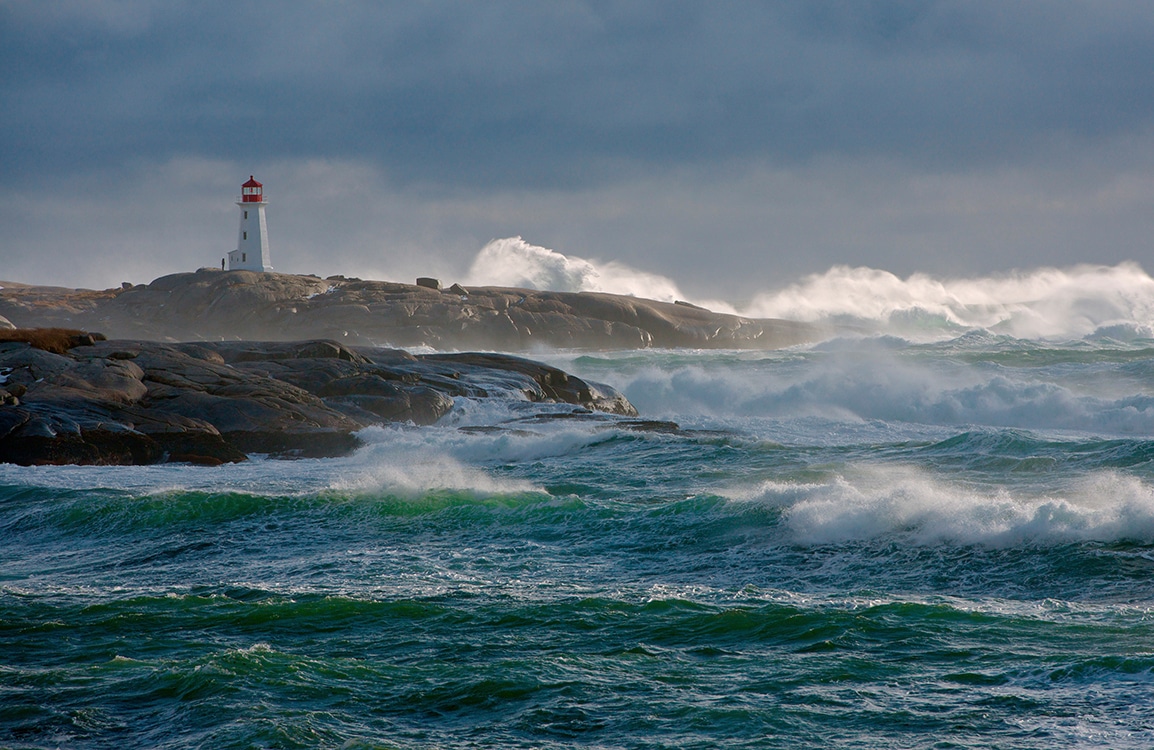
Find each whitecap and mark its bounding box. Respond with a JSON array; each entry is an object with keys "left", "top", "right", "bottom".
[{"left": 725, "top": 466, "right": 1154, "bottom": 546}]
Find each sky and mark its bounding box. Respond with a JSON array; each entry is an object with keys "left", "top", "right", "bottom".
[{"left": 3, "top": 0, "right": 1154, "bottom": 302}]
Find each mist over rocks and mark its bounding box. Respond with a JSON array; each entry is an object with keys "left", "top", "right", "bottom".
[
  {"left": 0, "top": 269, "right": 820, "bottom": 350},
  {"left": 0, "top": 336, "right": 636, "bottom": 466}
]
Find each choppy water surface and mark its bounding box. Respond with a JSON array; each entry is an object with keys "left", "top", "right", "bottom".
[{"left": 4, "top": 331, "right": 1154, "bottom": 748}]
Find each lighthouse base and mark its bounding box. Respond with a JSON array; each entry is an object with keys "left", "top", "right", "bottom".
[{"left": 227, "top": 249, "right": 273, "bottom": 272}]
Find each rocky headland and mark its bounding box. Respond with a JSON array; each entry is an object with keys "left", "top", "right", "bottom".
[
  {"left": 0, "top": 332, "right": 636, "bottom": 466},
  {"left": 0, "top": 269, "right": 819, "bottom": 350}
]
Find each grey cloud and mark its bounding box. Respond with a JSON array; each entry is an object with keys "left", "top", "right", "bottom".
[
  {"left": 4, "top": 1, "right": 1154, "bottom": 292},
  {"left": 5, "top": 1, "right": 1154, "bottom": 187},
  {"left": 7, "top": 145, "right": 1151, "bottom": 297}
]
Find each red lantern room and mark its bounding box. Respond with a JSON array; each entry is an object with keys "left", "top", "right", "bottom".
[
  {"left": 241, "top": 175, "right": 264, "bottom": 203},
  {"left": 228, "top": 174, "right": 272, "bottom": 271}
]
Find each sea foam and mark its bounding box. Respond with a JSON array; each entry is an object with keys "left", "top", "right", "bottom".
[{"left": 598, "top": 345, "right": 1154, "bottom": 436}]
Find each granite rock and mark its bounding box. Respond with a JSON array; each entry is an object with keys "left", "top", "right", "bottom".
[
  {"left": 0, "top": 270, "right": 821, "bottom": 350},
  {"left": 0, "top": 336, "right": 636, "bottom": 466}
]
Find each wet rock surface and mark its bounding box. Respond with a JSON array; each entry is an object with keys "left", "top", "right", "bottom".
[
  {"left": 0, "top": 269, "right": 820, "bottom": 350},
  {"left": 0, "top": 336, "right": 636, "bottom": 466}
]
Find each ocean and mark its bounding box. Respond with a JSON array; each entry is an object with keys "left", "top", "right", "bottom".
[{"left": 5, "top": 269, "right": 1154, "bottom": 748}]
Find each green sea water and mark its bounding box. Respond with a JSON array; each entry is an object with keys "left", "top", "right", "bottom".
[{"left": 4, "top": 334, "right": 1154, "bottom": 748}]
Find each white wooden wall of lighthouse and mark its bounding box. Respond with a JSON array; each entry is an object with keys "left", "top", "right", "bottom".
[{"left": 227, "top": 176, "right": 273, "bottom": 272}]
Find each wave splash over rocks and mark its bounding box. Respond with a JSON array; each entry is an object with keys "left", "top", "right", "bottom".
[
  {"left": 743, "top": 262, "right": 1154, "bottom": 341},
  {"left": 462, "top": 238, "right": 1154, "bottom": 342},
  {"left": 465, "top": 236, "right": 687, "bottom": 302}
]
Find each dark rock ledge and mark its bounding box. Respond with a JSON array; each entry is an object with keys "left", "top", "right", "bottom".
[{"left": 0, "top": 334, "right": 635, "bottom": 466}]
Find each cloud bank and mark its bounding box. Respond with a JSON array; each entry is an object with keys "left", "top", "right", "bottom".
[{"left": 2, "top": 1, "right": 1154, "bottom": 296}]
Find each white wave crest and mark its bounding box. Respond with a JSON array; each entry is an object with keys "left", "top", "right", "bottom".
[
  {"left": 464, "top": 236, "right": 688, "bottom": 301},
  {"left": 726, "top": 467, "right": 1154, "bottom": 545},
  {"left": 330, "top": 425, "right": 543, "bottom": 496},
  {"left": 0, "top": 425, "right": 545, "bottom": 498},
  {"left": 604, "top": 349, "right": 1154, "bottom": 435},
  {"left": 464, "top": 240, "right": 1154, "bottom": 341},
  {"left": 742, "top": 262, "right": 1154, "bottom": 340}
]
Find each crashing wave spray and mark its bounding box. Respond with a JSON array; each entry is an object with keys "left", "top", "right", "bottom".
[
  {"left": 464, "top": 238, "right": 1154, "bottom": 341},
  {"left": 742, "top": 262, "right": 1154, "bottom": 340},
  {"left": 464, "top": 237, "right": 688, "bottom": 302}
]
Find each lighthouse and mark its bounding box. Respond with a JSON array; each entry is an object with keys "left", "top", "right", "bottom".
[{"left": 227, "top": 176, "right": 273, "bottom": 272}]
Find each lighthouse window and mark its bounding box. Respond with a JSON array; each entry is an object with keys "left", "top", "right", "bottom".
[
  {"left": 242, "top": 253, "right": 247, "bottom": 262},
  {"left": 243, "top": 231, "right": 247, "bottom": 240},
  {"left": 244, "top": 211, "right": 248, "bottom": 219}
]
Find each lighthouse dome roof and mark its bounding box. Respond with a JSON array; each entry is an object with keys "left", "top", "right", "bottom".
[{"left": 242, "top": 175, "right": 263, "bottom": 188}]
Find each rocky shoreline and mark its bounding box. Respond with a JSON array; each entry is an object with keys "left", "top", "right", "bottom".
[
  {"left": 0, "top": 333, "right": 635, "bottom": 466},
  {"left": 0, "top": 269, "right": 820, "bottom": 350},
  {"left": 0, "top": 271, "right": 821, "bottom": 466}
]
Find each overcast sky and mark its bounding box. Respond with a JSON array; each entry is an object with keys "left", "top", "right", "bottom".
[{"left": 3, "top": 0, "right": 1154, "bottom": 300}]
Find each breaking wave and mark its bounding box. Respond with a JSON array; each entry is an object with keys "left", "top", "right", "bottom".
[
  {"left": 743, "top": 263, "right": 1154, "bottom": 341},
  {"left": 609, "top": 350, "right": 1154, "bottom": 435},
  {"left": 724, "top": 467, "right": 1154, "bottom": 546},
  {"left": 464, "top": 238, "right": 1154, "bottom": 341},
  {"left": 464, "top": 236, "right": 687, "bottom": 301}
]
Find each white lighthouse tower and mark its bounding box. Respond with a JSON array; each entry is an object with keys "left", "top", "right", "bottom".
[{"left": 227, "top": 175, "right": 273, "bottom": 272}]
